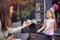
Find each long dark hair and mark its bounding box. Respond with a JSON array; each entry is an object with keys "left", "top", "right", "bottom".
[{"left": 0, "top": 0, "right": 13, "bottom": 31}]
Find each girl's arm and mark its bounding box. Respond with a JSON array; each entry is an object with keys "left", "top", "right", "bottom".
[
  {"left": 37, "top": 22, "right": 46, "bottom": 32},
  {"left": 8, "top": 21, "right": 31, "bottom": 33},
  {"left": 44, "top": 22, "right": 55, "bottom": 32}
]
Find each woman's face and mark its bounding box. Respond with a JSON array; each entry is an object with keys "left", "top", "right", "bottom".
[
  {"left": 46, "top": 11, "right": 52, "bottom": 18},
  {"left": 10, "top": 6, "right": 14, "bottom": 17}
]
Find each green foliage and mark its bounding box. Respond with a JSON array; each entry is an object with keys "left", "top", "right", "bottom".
[
  {"left": 14, "top": 0, "right": 35, "bottom": 19},
  {"left": 21, "top": 7, "right": 34, "bottom": 18}
]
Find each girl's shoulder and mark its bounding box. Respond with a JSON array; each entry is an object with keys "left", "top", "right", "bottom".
[
  {"left": 50, "top": 19, "right": 55, "bottom": 22},
  {"left": 44, "top": 19, "right": 55, "bottom": 22}
]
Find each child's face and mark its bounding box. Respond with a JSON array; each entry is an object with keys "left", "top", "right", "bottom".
[{"left": 46, "top": 11, "right": 52, "bottom": 18}]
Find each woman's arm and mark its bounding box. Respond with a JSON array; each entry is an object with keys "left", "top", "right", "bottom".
[
  {"left": 8, "top": 26, "right": 25, "bottom": 33},
  {"left": 8, "top": 21, "right": 31, "bottom": 33},
  {"left": 37, "top": 22, "right": 46, "bottom": 32}
]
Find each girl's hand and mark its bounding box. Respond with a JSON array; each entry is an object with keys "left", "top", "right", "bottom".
[
  {"left": 37, "top": 29, "right": 41, "bottom": 33},
  {"left": 43, "top": 29, "right": 47, "bottom": 33},
  {"left": 6, "top": 35, "right": 14, "bottom": 40}
]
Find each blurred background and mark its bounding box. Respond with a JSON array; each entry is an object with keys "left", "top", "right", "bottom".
[{"left": 11, "top": 0, "right": 60, "bottom": 40}]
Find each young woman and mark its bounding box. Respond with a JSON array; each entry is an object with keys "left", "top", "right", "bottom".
[
  {"left": 37, "top": 10, "right": 56, "bottom": 40},
  {"left": 0, "top": 0, "right": 31, "bottom": 40}
]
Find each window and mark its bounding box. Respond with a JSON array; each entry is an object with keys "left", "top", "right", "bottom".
[{"left": 35, "top": 1, "right": 45, "bottom": 24}]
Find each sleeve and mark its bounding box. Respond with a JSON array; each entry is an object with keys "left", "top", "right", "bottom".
[
  {"left": 8, "top": 27, "right": 21, "bottom": 34},
  {"left": 44, "top": 19, "right": 46, "bottom": 22},
  {"left": 52, "top": 19, "right": 55, "bottom": 23}
]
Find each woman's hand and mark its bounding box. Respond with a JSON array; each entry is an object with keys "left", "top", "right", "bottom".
[
  {"left": 21, "top": 21, "right": 32, "bottom": 29},
  {"left": 6, "top": 35, "right": 14, "bottom": 40}
]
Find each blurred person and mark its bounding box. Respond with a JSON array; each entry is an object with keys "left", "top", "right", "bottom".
[{"left": 0, "top": 0, "right": 31, "bottom": 40}]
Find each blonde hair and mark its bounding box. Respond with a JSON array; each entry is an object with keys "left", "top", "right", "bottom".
[{"left": 48, "top": 10, "right": 57, "bottom": 31}]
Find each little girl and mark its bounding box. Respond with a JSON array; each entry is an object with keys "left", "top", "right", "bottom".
[{"left": 37, "top": 10, "right": 56, "bottom": 40}]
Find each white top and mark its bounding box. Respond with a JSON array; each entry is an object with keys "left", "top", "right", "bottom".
[
  {"left": 44, "top": 18, "right": 55, "bottom": 35},
  {"left": 0, "top": 20, "right": 21, "bottom": 40}
]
